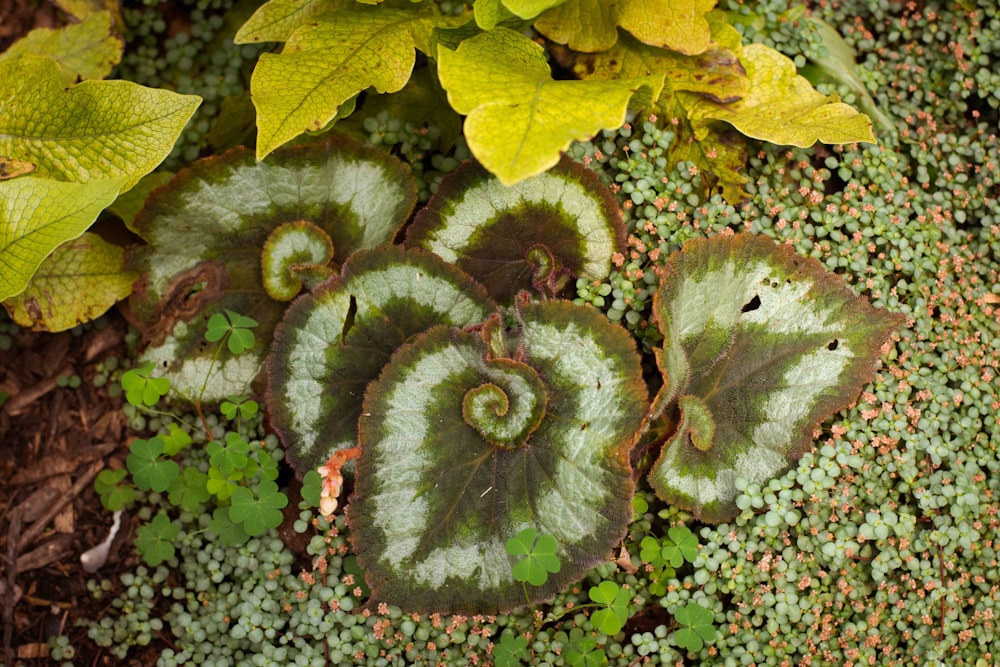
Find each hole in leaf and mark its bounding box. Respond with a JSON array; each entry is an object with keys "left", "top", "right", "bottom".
[
  {"left": 341, "top": 295, "right": 357, "bottom": 346},
  {"left": 740, "top": 295, "right": 761, "bottom": 313},
  {"left": 827, "top": 339, "right": 839, "bottom": 351}
]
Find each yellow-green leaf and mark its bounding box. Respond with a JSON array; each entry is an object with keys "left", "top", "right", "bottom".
[
  {"left": 474, "top": 0, "right": 517, "bottom": 29},
  {"left": 617, "top": 0, "right": 715, "bottom": 54},
  {"left": 0, "top": 55, "right": 200, "bottom": 191},
  {"left": 52, "top": 0, "right": 124, "bottom": 26},
  {"left": 234, "top": 0, "right": 345, "bottom": 44},
  {"left": 0, "top": 11, "right": 123, "bottom": 85},
  {"left": 0, "top": 176, "right": 124, "bottom": 300},
  {"left": 687, "top": 43, "right": 875, "bottom": 147},
  {"left": 438, "top": 27, "right": 662, "bottom": 185},
  {"left": 3, "top": 232, "right": 138, "bottom": 331},
  {"left": 534, "top": 0, "right": 714, "bottom": 54},
  {"left": 566, "top": 31, "right": 747, "bottom": 104},
  {"left": 251, "top": 8, "right": 444, "bottom": 159},
  {"left": 501, "top": 0, "right": 567, "bottom": 19},
  {"left": 533, "top": 0, "right": 618, "bottom": 52}
]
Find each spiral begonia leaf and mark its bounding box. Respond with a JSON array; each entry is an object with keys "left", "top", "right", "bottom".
[
  {"left": 647, "top": 234, "right": 903, "bottom": 522},
  {"left": 261, "top": 220, "right": 335, "bottom": 301},
  {"left": 268, "top": 246, "right": 497, "bottom": 476},
  {"left": 347, "top": 299, "right": 648, "bottom": 613},
  {"left": 124, "top": 136, "right": 416, "bottom": 402},
  {"left": 406, "top": 158, "right": 625, "bottom": 304}
]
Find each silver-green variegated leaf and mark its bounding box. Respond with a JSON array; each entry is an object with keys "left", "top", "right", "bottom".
[
  {"left": 123, "top": 136, "right": 416, "bottom": 402},
  {"left": 648, "top": 233, "right": 903, "bottom": 523},
  {"left": 348, "top": 299, "right": 648, "bottom": 613},
  {"left": 267, "top": 246, "right": 497, "bottom": 476},
  {"left": 261, "top": 220, "right": 335, "bottom": 301},
  {"left": 405, "top": 157, "right": 625, "bottom": 304}
]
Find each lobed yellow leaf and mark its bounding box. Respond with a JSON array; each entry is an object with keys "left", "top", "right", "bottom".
[
  {"left": 0, "top": 176, "right": 124, "bottom": 300},
  {"left": 235, "top": 0, "right": 345, "bottom": 44},
  {"left": 3, "top": 232, "right": 138, "bottom": 331},
  {"left": 0, "top": 55, "right": 200, "bottom": 191},
  {"left": 251, "top": 8, "right": 458, "bottom": 159},
  {"left": 617, "top": 0, "right": 715, "bottom": 54},
  {"left": 687, "top": 43, "right": 875, "bottom": 147},
  {"left": 438, "top": 28, "right": 662, "bottom": 185},
  {"left": 0, "top": 11, "right": 122, "bottom": 85}
]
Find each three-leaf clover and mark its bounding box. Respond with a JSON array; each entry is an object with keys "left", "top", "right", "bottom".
[
  {"left": 126, "top": 437, "right": 179, "bottom": 492},
  {"left": 661, "top": 525, "right": 699, "bottom": 566},
  {"left": 94, "top": 468, "right": 135, "bottom": 511},
  {"left": 220, "top": 395, "right": 259, "bottom": 421},
  {"left": 505, "top": 527, "right": 561, "bottom": 586},
  {"left": 206, "top": 432, "right": 250, "bottom": 476},
  {"left": 205, "top": 309, "right": 258, "bottom": 354},
  {"left": 588, "top": 580, "right": 631, "bottom": 635},
  {"left": 168, "top": 466, "right": 212, "bottom": 512},
  {"left": 208, "top": 506, "right": 249, "bottom": 546},
  {"left": 120, "top": 362, "right": 171, "bottom": 407},
  {"left": 493, "top": 630, "right": 529, "bottom": 667},
  {"left": 671, "top": 602, "right": 716, "bottom": 652},
  {"left": 557, "top": 629, "right": 608, "bottom": 667},
  {"left": 228, "top": 480, "right": 288, "bottom": 536},
  {"left": 134, "top": 511, "right": 179, "bottom": 566}
]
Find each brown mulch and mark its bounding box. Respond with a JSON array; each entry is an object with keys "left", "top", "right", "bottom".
[{"left": 0, "top": 311, "right": 159, "bottom": 666}]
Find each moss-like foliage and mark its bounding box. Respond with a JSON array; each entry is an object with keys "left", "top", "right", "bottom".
[
  {"left": 123, "top": 135, "right": 417, "bottom": 402},
  {"left": 347, "top": 299, "right": 647, "bottom": 614},
  {"left": 646, "top": 234, "right": 904, "bottom": 522},
  {"left": 406, "top": 157, "right": 626, "bottom": 304},
  {"left": 268, "top": 246, "right": 497, "bottom": 476}
]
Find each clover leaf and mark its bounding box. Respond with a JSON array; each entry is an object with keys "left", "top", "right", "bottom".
[
  {"left": 206, "top": 432, "right": 251, "bottom": 477},
  {"left": 120, "top": 362, "right": 171, "bottom": 407},
  {"left": 168, "top": 467, "right": 212, "bottom": 513},
  {"left": 588, "top": 581, "right": 631, "bottom": 636},
  {"left": 205, "top": 310, "right": 258, "bottom": 355},
  {"left": 220, "top": 396, "right": 260, "bottom": 421},
  {"left": 134, "top": 511, "right": 179, "bottom": 566},
  {"left": 493, "top": 631, "right": 529, "bottom": 667},
  {"left": 208, "top": 506, "right": 250, "bottom": 547},
  {"left": 671, "top": 602, "right": 716, "bottom": 652},
  {"left": 228, "top": 480, "right": 288, "bottom": 536},
  {"left": 126, "top": 437, "right": 179, "bottom": 493},
  {"left": 94, "top": 468, "right": 136, "bottom": 512},
  {"left": 662, "top": 525, "right": 699, "bottom": 568},
  {"left": 506, "top": 528, "right": 562, "bottom": 587}
]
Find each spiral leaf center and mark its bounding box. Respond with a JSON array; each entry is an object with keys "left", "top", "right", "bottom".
[{"left": 461, "top": 362, "right": 547, "bottom": 450}]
